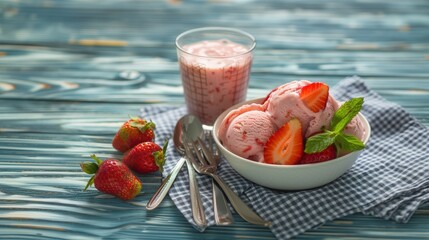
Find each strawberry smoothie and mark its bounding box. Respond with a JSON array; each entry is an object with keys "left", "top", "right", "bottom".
[{"left": 176, "top": 28, "right": 256, "bottom": 125}]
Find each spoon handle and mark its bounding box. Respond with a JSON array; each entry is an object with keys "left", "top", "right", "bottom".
[
  {"left": 185, "top": 158, "right": 207, "bottom": 227},
  {"left": 211, "top": 174, "right": 271, "bottom": 227},
  {"left": 213, "top": 180, "right": 234, "bottom": 225},
  {"left": 146, "top": 157, "right": 186, "bottom": 210}
]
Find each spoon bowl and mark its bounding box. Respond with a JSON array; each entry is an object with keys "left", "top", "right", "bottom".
[{"left": 178, "top": 115, "right": 204, "bottom": 144}]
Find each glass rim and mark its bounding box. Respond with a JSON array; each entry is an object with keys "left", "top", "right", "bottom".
[{"left": 175, "top": 27, "right": 256, "bottom": 59}]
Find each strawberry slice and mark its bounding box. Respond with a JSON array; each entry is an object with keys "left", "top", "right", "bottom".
[
  {"left": 299, "top": 82, "right": 329, "bottom": 112},
  {"left": 263, "top": 118, "right": 303, "bottom": 165},
  {"left": 299, "top": 144, "right": 337, "bottom": 164}
]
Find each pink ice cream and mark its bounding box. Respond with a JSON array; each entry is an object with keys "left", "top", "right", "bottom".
[
  {"left": 264, "top": 80, "right": 339, "bottom": 138},
  {"left": 219, "top": 104, "right": 276, "bottom": 162},
  {"left": 343, "top": 116, "right": 365, "bottom": 140},
  {"left": 218, "top": 80, "right": 364, "bottom": 162}
]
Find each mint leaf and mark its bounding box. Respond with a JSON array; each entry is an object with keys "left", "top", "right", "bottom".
[
  {"left": 335, "top": 133, "right": 365, "bottom": 152},
  {"left": 331, "top": 97, "right": 364, "bottom": 133},
  {"left": 304, "top": 131, "right": 337, "bottom": 154},
  {"left": 303, "top": 97, "right": 366, "bottom": 154}
]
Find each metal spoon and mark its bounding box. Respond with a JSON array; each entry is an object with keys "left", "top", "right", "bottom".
[
  {"left": 177, "top": 115, "right": 207, "bottom": 227},
  {"left": 185, "top": 118, "right": 234, "bottom": 225},
  {"left": 146, "top": 115, "right": 206, "bottom": 228},
  {"left": 182, "top": 115, "right": 234, "bottom": 226}
]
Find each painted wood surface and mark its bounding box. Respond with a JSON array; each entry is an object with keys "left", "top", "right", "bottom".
[{"left": 0, "top": 0, "right": 429, "bottom": 239}]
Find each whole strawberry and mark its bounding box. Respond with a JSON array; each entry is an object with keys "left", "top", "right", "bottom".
[
  {"left": 80, "top": 154, "right": 142, "bottom": 200},
  {"left": 123, "top": 139, "right": 168, "bottom": 174},
  {"left": 112, "top": 117, "right": 156, "bottom": 153}
]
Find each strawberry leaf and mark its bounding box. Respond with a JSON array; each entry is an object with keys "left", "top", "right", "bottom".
[
  {"left": 83, "top": 175, "right": 95, "bottom": 191},
  {"left": 142, "top": 121, "right": 156, "bottom": 131},
  {"left": 331, "top": 97, "right": 364, "bottom": 132},
  {"left": 304, "top": 131, "right": 337, "bottom": 154},
  {"left": 129, "top": 119, "right": 156, "bottom": 132},
  {"left": 80, "top": 162, "right": 99, "bottom": 174},
  {"left": 90, "top": 154, "right": 103, "bottom": 164},
  {"left": 129, "top": 121, "right": 143, "bottom": 128},
  {"left": 161, "top": 138, "right": 169, "bottom": 155},
  {"left": 130, "top": 116, "right": 141, "bottom": 121},
  {"left": 153, "top": 150, "right": 166, "bottom": 173},
  {"left": 335, "top": 133, "right": 365, "bottom": 152}
]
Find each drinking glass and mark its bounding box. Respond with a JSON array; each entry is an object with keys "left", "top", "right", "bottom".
[{"left": 176, "top": 27, "right": 256, "bottom": 125}]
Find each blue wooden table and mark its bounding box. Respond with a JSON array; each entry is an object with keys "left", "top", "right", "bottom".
[{"left": 1, "top": 0, "right": 429, "bottom": 239}]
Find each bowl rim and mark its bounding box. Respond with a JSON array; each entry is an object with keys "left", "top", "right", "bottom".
[{"left": 213, "top": 97, "right": 371, "bottom": 169}]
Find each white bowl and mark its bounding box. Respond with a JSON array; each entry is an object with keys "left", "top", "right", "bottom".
[{"left": 213, "top": 98, "right": 371, "bottom": 190}]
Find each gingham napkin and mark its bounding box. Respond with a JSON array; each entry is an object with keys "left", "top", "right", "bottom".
[{"left": 141, "top": 76, "right": 429, "bottom": 239}]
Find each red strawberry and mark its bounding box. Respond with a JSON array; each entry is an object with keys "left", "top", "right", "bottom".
[
  {"left": 123, "top": 140, "right": 168, "bottom": 174},
  {"left": 80, "top": 154, "right": 142, "bottom": 200},
  {"left": 112, "top": 117, "right": 156, "bottom": 153},
  {"left": 299, "top": 145, "right": 337, "bottom": 164},
  {"left": 299, "top": 82, "right": 329, "bottom": 112},
  {"left": 263, "top": 118, "right": 303, "bottom": 165}
]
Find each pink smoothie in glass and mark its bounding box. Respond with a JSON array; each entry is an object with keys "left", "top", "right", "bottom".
[{"left": 178, "top": 39, "right": 253, "bottom": 125}]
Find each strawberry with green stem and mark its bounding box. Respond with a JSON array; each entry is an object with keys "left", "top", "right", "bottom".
[
  {"left": 80, "top": 154, "right": 142, "bottom": 200},
  {"left": 123, "top": 139, "right": 168, "bottom": 174},
  {"left": 112, "top": 116, "right": 156, "bottom": 153}
]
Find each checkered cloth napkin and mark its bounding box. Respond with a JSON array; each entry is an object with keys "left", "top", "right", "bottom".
[{"left": 141, "top": 76, "right": 429, "bottom": 239}]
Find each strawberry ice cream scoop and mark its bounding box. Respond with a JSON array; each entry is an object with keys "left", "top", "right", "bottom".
[
  {"left": 218, "top": 103, "right": 267, "bottom": 140},
  {"left": 219, "top": 104, "right": 276, "bottom": 162},
  {"left": 267, "top": 93, "right": 339, "bottom": 138},
  {"left": 264, "top": 80, "right": 337, "bottom": 137}
]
